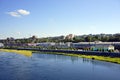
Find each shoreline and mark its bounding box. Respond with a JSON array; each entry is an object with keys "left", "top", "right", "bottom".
[
  {"left": 0, "top": 49, "right": 32, "bottom": 57},
  {"left": 15, "top": 48, "right": 120, "bottom": 57},
  {"left": 0, "top": 48, "right": 120, "bottom": 64},
  {"left": 34, "top": 51, "right": 120, "bottom": 64}
]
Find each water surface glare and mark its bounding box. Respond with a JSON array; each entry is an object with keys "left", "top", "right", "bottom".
[{"left": 0, "top": 52, "right": 120, "bottom": 80}]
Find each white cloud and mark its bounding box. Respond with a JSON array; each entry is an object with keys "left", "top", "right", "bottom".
[
  {"left": 17, "top": 9, "right": 30, "bottom": 15},
  {"left": 7, "top": 9, "right": 30, "bottom": 17},
  {"left": 7, "top": 12, "right": 21, "bottom": 17}
]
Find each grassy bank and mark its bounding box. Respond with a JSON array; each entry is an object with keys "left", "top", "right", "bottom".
[
  {"left": 64, "top": 54, "right": 120, "bottom": 64},
  {"left": 0, "top": 49, "right": 32, "bottom": 57},
  {"left": 35, "top": 51, "right": 120, "bottom": 64},
  {"left": 0, "top": 49, "right": 120, "bottom": 64}
]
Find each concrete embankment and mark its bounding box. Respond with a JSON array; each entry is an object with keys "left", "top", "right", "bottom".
[{"left": 15, "top": 48, "right": 120, "bottom": 58}]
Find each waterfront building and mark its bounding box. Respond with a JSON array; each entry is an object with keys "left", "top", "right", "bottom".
[
  {"left": 27, "top": 43, "right": 37, "bottom": 46},
  {"left": 91, "top": 45, "right": 114, "bottom": 51},
  {"left": 71, "top": 42, "right": 93, "bottom": 49},
  {"left": 55, "top": 42, "right": 72, "bottom": 48},
  {"left": 71, "top": 42, "right": 117, "bottom": 50},
  {"left": 0, "top": 43, "right": 4, "bottom": 47},
  {"left": 36, "top": 42, "right": 56, "bottom": 47}
]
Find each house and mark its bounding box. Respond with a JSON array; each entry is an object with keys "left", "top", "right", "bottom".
[
  {"left": 71, "top": 42, "right": 93, "bottom": 49},
  {"left": 27, "top": 43, "right": 37, "bottom": 46},
  {"left": 36, "top": 42, "right": 56, "bottom": 47},
  {"left": 0, "top": 43, "right": 4, "bottom": 47},
  {"left": 55, "top": 42, "right": 72, "bottom": 48},
  {"left": 91, "top": 44, "right": 114, "bottom": 51}
]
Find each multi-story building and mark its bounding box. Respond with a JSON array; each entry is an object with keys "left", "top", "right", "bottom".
[
  {"left": 0, "top": 43, "right": 4, "bottom": 47},
  {"left": 91, "top": 45, "right": 114, "bottom": 51},
  {"left": 65, "top": 34, "right": 75, "bottom": 40},
  {"left": 71, "top": 41, "right": 120, "bottom": 50}
]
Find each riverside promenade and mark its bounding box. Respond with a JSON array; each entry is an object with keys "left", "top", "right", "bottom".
[{"left": 15, "top": 48, "right": 120, "bottom": 58}]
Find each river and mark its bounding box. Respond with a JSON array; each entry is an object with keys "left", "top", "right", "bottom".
[{"left": 0, "top": 52, "right": 120, "bottom": 80}]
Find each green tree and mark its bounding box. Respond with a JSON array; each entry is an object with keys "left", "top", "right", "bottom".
[{"left": 85, "top": 36, "right": 92, "bottom": 42}]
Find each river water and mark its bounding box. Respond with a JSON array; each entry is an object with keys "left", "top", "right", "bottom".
[{"left": 0, "top": 52, "right": 120, "bottom": 80}]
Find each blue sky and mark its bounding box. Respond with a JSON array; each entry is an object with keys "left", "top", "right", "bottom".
[{"left": 0, "top": 0, "right": 120, "bottom": 39}]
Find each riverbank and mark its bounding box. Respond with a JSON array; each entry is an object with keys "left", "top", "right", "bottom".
[
  {"left": 0, "top": 49, "right": 120, "bottom": 64},
  {"left": 35, "top": 51, "right": 120, "bottom": 64},
  {"left": 0, "top": 49, "right": 32, "bottom": 57}
]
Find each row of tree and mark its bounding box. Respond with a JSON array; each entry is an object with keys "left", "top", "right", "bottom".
[
  {"left": 0, "top": 33, "right": 120, "bottom": 44},
  {"left": 62, "top": 33, "right": 120, "bottom": 42},
  {"left": 70, "top": 33, "right": 120, "bottom": 42}
]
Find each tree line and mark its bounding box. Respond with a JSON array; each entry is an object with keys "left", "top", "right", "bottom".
[{"left": 0, "top": 33, "right": 120, "bottom": 44}]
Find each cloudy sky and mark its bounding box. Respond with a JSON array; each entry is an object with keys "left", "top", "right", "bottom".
[{"left": 0, "top": 0, "right": 120, "bottom": 39}]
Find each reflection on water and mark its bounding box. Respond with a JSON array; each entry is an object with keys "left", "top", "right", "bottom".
[
  {"left": 34, "top": 52, "right": 120, "bottom": 70},
  {"left": 0, "top": 52, "right": 120, "bottom": 80}
]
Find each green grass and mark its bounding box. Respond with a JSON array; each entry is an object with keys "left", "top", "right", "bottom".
[
  {"left": 0, "top": 49, "right": 32, "bottom": 57},
  {"left": 64, "top": 54, "right": 120, "bottom": 64}
]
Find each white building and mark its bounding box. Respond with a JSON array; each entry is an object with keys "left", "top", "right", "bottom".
[
  {"left": 91, "top": 45, "right": 114, "bottom": 51},
  {"left": 0, "top": 43, "right": 4, "bottom": 47},
  {"left": 36, "top": 42, "right": 56, "bottom": 47},
  {"left": 27, "top": 43, "right": 37, "bottom": 46},
  {"left": 36, "top": 42, "right": 72, "bottom": 48},
  {"left": 55, "top": 42, "right": 71, "bottom": 48}
]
